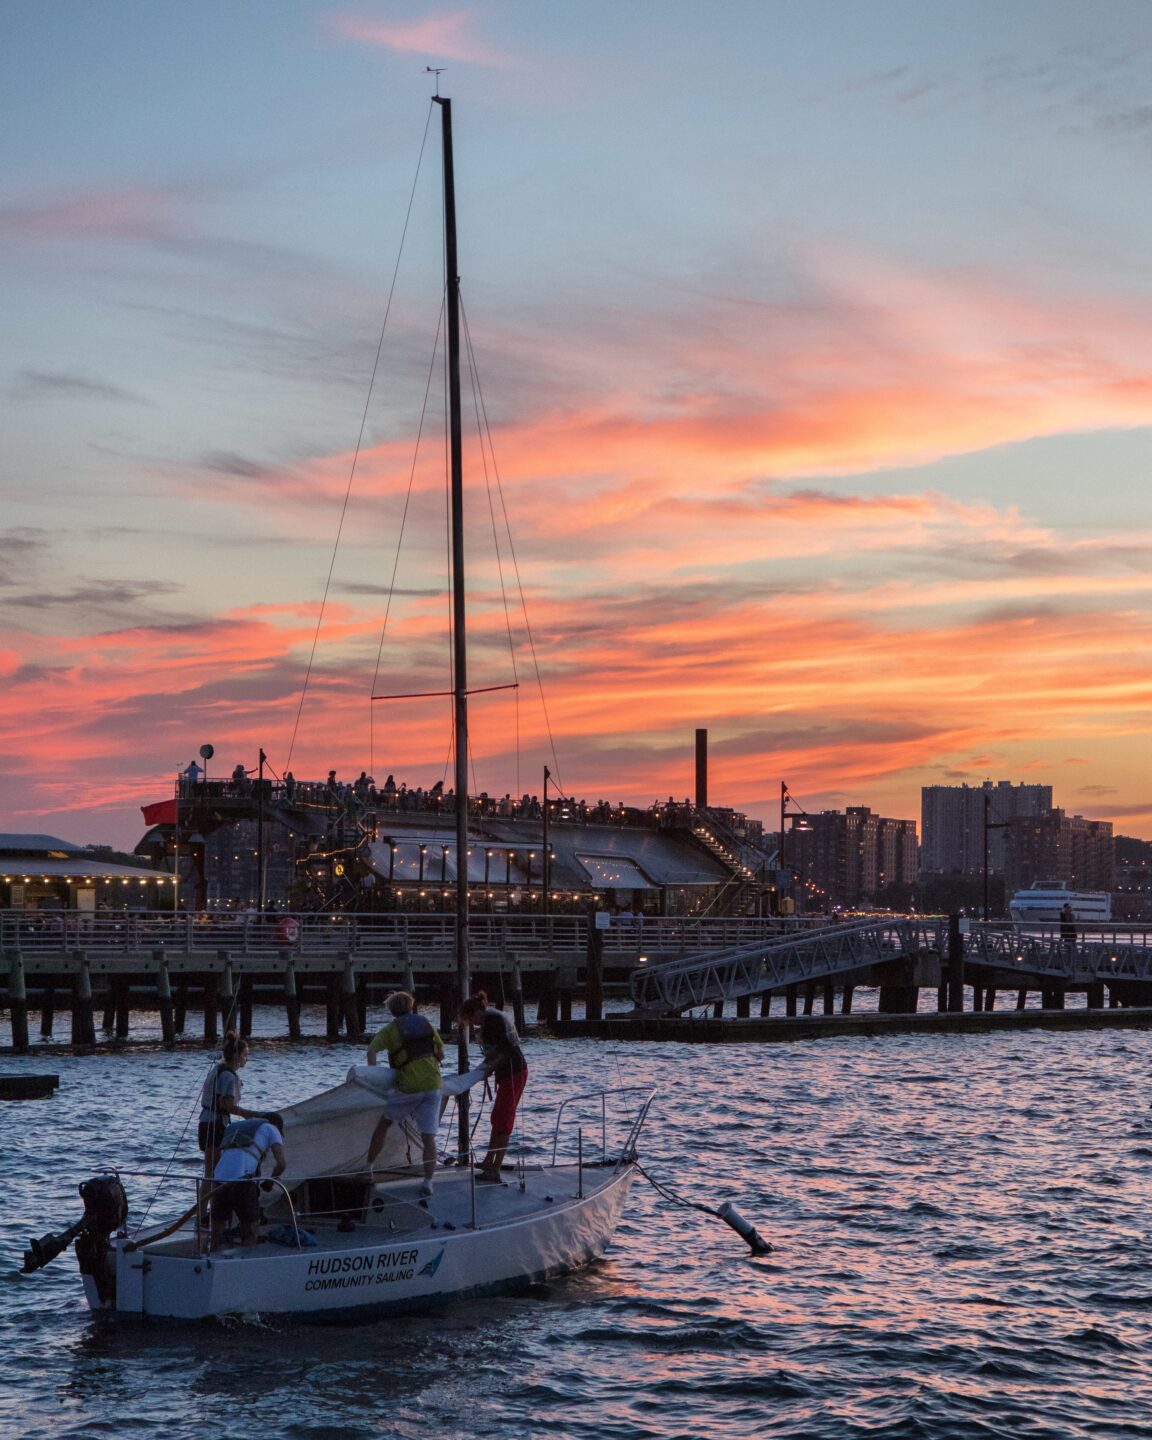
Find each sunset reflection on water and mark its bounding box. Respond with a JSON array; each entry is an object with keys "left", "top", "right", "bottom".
[{"left": 3, "top": 1022, "right": 1152, "bottom": 1438}]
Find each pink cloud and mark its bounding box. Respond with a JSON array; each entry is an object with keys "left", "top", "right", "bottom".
[
  {"left": 327, "top": 9, "right": 508, "bottom": 66},
  {"left": 0, "top": 185, "right": 190, "bottom": 243}
]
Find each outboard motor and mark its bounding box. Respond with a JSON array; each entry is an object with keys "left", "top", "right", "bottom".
[{"left": 23, "top": 1174, "right": 128, "bottom": 1306}]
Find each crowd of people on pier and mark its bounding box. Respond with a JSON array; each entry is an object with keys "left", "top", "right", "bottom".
[{"left": 178, "top": 760, "right": 702, "bottom": 833}]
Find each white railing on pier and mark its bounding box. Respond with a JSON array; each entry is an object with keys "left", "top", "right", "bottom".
[
  {"left": 629, "top": 917, "right": 941, "bottom": 1014},
  {"left": 0, "top": 909, "right": 806, "bottom": 968},
  {"left": 629, "top": 917, "right": 1152, "bottom": 1014},
  {"left": 962, "top": 921, "right": 1152, "bottom": 983}
]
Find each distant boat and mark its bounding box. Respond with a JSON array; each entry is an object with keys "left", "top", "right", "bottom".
[{"left": 1008, "top": 882, "right": 1112, "bottom": 924}]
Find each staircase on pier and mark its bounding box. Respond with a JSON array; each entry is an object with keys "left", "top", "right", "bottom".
[{"left": 688, "top": 808, "right": 774, "bottom": 918}]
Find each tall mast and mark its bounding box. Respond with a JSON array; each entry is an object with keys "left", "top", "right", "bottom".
[{"left": 435, "top": 96, "right": 472, "bottom": 1118}]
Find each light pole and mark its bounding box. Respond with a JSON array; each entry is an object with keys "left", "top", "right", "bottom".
[
  {"left": 542, "top": 766, "right": 551, "bottom": 916},
  {"left": 983, "top": 791, "right": 1010, "bottom": 919}
]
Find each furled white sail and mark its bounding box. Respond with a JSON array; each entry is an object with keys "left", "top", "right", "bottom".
[{"left": 274, "top": 1064, "right": 488, "bottom": 1184}]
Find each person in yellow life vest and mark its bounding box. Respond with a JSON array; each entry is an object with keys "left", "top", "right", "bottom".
[{"left": 365, "top": 992, "right": 445, "bottom": 1197}]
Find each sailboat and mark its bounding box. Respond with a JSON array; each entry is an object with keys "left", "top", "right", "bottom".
[{"left": 23, "top": 95, "right": 656, "bottom": 1321}]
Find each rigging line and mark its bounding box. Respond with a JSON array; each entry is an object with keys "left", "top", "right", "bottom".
[
  {"left": 368, "top": 297, "right": 448, "bottom": 704},
  {"left": 460, "top": 295, "right": 522, "bottom": 804},
  {"left": 634, "top": 1161, "right": 726, "bottom": 1220},
  {"left": 461, "top": 301, "right": 520, "bottom": 689},
  {"left": 286, "top": 100, "right": 436, "bottom": 775},
  {"left": 133, "top": 1053, "right": 225, "bottom": 1233},
  {"left": 459, "top": 293, "right": 565, "bottom": 795}
]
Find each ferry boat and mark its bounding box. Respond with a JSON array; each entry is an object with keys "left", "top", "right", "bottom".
[{"left": 1008, "top": 882, "right": 1112, "bottom": 924}]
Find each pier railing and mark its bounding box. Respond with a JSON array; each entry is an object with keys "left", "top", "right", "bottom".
[
  {"left": 0, "top": 909, "right": 805, "bottom": 972},
  {"left": 628, "top": 917, "right": 1152, "bottom": 1014},
  {"left": 962, "top": 921, "right": 1152, "bottom": 984},
  {"left": 629, "top": 917, "right": 941, "bottom": 1014}
]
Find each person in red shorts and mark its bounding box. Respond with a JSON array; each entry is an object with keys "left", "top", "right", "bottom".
[{"left": 461, "top": 992, "right": 527, "bottom": 1183}]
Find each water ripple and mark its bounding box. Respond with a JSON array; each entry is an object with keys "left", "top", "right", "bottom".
[{"left": 6, "top": 1024, "right": 1152, "bottom": 1437}]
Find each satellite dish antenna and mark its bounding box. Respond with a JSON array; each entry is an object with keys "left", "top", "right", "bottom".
[{"left": 199, "top": 744, "right": 214, "bottom": 760}]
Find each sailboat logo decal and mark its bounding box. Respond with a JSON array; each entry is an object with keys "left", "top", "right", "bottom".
[{"left": 418, "top": 1245, "right": 447, "bottom": 1278}]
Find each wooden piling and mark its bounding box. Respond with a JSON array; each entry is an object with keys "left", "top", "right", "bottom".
[
  {"left": 1016, "top": 988, "right": 1027, "bottom": 1010},
  {"left": 841, "top": 985, "right": 854, "bottom": 1015},
  {"left": 971, "top": 982, "right": 984, "bottom": 1012},
  {"left": 325, "top": 975, "right": 341, "bottom": 1039},
  {"left": 8, "top": 955, "right": 29, "bottom": 1053},
  {"left": 802, "top": 983, "right": 815, "bottom": 1016},
  {"left": 1086, "top": 982, "right": 1105, "bottom": 1009},
  {"left": 339, "top": 956, "right": 360, "bottom": 1039},
  {"left": 174, "top": 979, "right": 188, "bottom": 1035},
  {"left": 712, "top": 1000, "right": 724, "bottom": 1018},
  {"left": 438, "top": 976, "right": 460, "bottom": 1035},
  {"left": 946, "top": 914, "right": 965, "bottom": 1013},
  {"left": 39, "top": 979, "right": 54, "bottom": 1040},
  {"left": 283, "top": 960, "right": 301, "bottom": 1040},
  {"left": 113, "top": 976, "right": 130, "bottom": 1039},
  {"left": 877, "top": 955, "right": 919, "bottom": 1014},
  {"left": 760, "top": 991, "right": 772, "bottom": 1017},
  {"left": 238, "top": 975, "right": 253, "bottom": 1037},
  {"left": 156, "top": 956, "right": 175, "bottom": 1045},
  {"left": 356, "top": 973, "right": 367, "bottom": 1035},
  {"left": 72, "top": 956, "right": 95, "bottom": 1047},
  {"left": 584, "top": 917, "right": 605, "bottom": 1024},
  {"left": 735, "top": 994, "right": 751, "bottom": 1018},
  {"left": 202, "top": 975, "right": 218, "bottom": 1044},
  {"left": 509, "top": 955, "right": 526, "bottom": 1035},
  {"left": 785, "top": 984, "right": 797, "bottom": 1017},
  {"left": 983, "top": 986, "right": 996, "bottom": 1012},
  {"left": 216, "top": 958, "right": 235, "bottom": 1034},
  {"left": 537, "top": 973, "right": 558, "bottom": 1030},
  {"left": 823, "top": 980, "right": 835, "bottom": 1016}
]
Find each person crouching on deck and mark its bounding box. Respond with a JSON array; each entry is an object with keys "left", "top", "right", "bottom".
[
  {"left": 210, "top": 1113, "right": 286, "bottom": 1251},
  {"left": 460, "top": 992, "right": 528, "bottom": 1184},
  {"left": 365, "top": 991, "right": 445, "bottom": 1198}
]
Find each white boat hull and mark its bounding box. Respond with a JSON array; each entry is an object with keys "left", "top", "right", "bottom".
[{"left": 92, "top": 1164, "right": 635, "bottom": 1321}]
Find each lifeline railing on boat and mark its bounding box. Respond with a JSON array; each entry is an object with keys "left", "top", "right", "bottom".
[
  {"left": 548, "top": 1085, "right": 655, "bottom": 1168},
  {"left": 112, "top": 1169, "right": 305, "bottom": 1256}
]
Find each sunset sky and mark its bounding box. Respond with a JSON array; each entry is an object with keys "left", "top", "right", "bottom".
[{"left": 3, "top": 1, "right": 1152, "bottom": 851}]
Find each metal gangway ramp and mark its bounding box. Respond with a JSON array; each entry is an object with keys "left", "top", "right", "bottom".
[{"left": 629, "top": 917, "right": 940, "bottom": 1016}]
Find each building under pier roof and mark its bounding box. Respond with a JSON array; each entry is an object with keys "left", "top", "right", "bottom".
[{"left": 0, "top": 833, "right": 173, "bottom": 912}]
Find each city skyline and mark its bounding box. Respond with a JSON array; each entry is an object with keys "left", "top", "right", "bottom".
[{"left": 4, "top": 2, "right": 1152, "bottom": 852}]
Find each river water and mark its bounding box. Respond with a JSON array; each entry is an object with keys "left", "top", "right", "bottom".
[{"left": 4, "top": 1012, "right": 1152, "bottom": 1439}]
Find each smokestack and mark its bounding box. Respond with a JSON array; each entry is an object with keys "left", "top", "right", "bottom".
[{"left": 695, "top": 728, "right": 708, "bottom": 809}]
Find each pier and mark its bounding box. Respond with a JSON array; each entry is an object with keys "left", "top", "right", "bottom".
[
  {"left": 0, "top": 909, "right": 780, "bottom": 1050},
  {"left": 5, "top": 911, "right": 1152, "bottom": 1051}
]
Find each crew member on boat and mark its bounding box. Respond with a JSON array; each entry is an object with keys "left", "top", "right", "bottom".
[
  {"left": 365, "top": 992, "right": 445, "bottom": 1197},
  {"left": 461, "top": 992, "right": 528, "bottom": 1183},
  {"left": 197, "top": 1033, "right": 261, "bottom": 1180},
  {"left": 210, "top": 1113, "right": 286, "bottom": 1251}
]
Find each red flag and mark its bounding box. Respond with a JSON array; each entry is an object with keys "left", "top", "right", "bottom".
[{"left": 141, "top": 798, "right": 178, "bottom": 826}]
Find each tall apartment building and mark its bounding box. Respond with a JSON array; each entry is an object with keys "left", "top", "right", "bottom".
[
  {"left": 920, "top": 781, "right": 1053, "bottom": 876},
  {"left": 1004, "top": 810, "right": 1114, "bottom": 894},
  {"left": 788, "top": 806, "right": 917, "bottom": 907}
]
